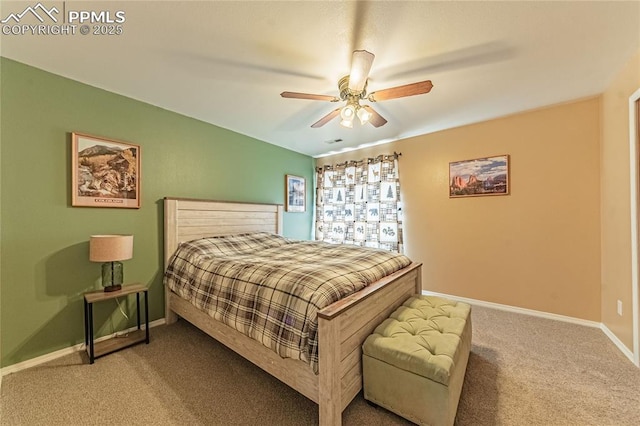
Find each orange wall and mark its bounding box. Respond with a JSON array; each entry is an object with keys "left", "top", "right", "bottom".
[
  {"left": 317, "top": 98, "right": 602, "bottom": 321},
  {"left": 601, "top": 50, "right": 640, "bottom": 349}
]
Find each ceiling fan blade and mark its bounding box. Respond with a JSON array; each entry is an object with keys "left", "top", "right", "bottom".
[
  {"left": 368, "top": 80, "right": 433, "bottom": 102},
  {"left": 311, "top": 108, "right": 341, "bottom": 128},
  {"left": 363, "top": 105, "right": 387, "bottom": 128},
  {"left": 348, "top": 50, "right": 375, "bottom": 93},
  {"left": 375, "top": 42, "right": 514, "bottom": 81},
  {"left": 281, "top": 92, "right": 339, "bottom": 102}
]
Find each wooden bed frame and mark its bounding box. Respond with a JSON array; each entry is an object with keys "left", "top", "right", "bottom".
[{"left": 163, "top": 197, "right": 422, "bottom": 425}]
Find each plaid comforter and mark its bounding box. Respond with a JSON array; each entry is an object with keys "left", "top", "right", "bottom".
[{"left": 163, "top": 232, "right": 412, "bottom": 373}]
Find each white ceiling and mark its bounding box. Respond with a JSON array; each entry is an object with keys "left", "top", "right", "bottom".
[{"left": 2, "top": 1, "right": 639, "bottom": 157}]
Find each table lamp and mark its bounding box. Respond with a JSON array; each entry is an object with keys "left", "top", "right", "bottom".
[{"left": 89, "top": 235, "right": 133, "bottom": 292}]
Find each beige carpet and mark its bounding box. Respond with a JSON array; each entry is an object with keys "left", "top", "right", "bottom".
[{"left": 1, "top": 305, "right": 639, "bottom": 425}]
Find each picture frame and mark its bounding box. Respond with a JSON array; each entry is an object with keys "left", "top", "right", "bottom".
[
  {"left": 449, "top": 154, "right": 509, "bottom": 198},
  {"left": 285, "top": 174, "right": 306, "bottom": 212},
  {"left": 71, "top": 132, "right": 141, "bottom": 208}
]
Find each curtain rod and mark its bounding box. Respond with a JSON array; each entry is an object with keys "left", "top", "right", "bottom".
[{"left": 316, "top": 152, "right": 402, "bottom": 172}]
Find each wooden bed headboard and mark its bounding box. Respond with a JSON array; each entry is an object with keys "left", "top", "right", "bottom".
[{"left": 164, "top": 198, "right": 284, "bottom": 269}]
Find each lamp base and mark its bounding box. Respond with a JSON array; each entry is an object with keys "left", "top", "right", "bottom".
[{"left": 101, "top": 261, "right": 124, "bottom": 292}]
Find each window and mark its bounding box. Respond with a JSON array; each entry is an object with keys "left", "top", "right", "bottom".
[{"left": 315, "top": 153, "right": 404, "bottom": 253}]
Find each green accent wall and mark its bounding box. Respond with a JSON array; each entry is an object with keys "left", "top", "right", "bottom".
[{"left": 0, "top": 58, "right": 314, "bottom": 368}]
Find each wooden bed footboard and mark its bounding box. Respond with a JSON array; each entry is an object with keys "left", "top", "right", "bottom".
[
  {"left": 163, "top": 197, "right": 423, "bottom": 425},
  {"left": 317, "top": 262, "right": 422, "bottom": 425}
]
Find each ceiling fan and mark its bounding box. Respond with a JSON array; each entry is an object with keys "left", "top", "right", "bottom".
[{"left": 281, "top": 50, "right": 433, "bottom": 129}]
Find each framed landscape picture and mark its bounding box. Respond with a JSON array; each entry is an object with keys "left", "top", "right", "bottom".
[
  {"left": 449, "top": 154, "right": 509, "bottom": 198},
  {"left": 285, "top": 174, "right": 306, "bottom": 212},
  {"left": 71, "top": 132, "right": 141, "bottom": 208}
]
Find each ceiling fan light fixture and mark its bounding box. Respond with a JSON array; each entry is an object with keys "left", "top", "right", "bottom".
[
  {"left": 340, "top": 118, "right": 354, "bottom": 128},
  {"left": 357, "top": 106, "right": 372, "bottom": 125},
  {"left": 340, "top": 104, "right": 356, "bottom": 120}
]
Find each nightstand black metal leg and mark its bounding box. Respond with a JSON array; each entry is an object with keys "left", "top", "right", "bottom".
[
  {"left": 88, "top": 302, "right": 95, "bottom": 364},
  {"left": 144, "top": 290, "right": 149, "bottom": 344},
  {"left": 84, "top": 299, "right": 88, "bottom": 347},
  {"left": 136, "top": 293, "right": 141, "bottom": 330}
]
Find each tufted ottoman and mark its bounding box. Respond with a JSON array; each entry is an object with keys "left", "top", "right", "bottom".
[{"left": 362, "top": 295, "right": 472, "bottom": 426}]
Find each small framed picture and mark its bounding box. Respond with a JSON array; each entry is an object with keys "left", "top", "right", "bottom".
[
  {"left": 285, "top": 174, "right": 306, "bottom": 212},
  {"left": 71, "top": 132, "right": 141, "bottom": 208},
  {"left": 449, "top": 154, "right": 509, "bottom": 198}
]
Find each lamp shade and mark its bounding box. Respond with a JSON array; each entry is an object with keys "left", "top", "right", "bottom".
[{"left": 89, "top": 235, "right": 133, "bottom": 262}]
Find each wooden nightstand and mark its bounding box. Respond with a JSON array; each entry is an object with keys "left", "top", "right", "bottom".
[{"left": 83, "top": 283, "right": 149, "bottom": 364}]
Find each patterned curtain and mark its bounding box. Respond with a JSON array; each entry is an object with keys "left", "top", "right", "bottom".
[{"left": 315, "top": 153, "right": 404, "bottom": 253}]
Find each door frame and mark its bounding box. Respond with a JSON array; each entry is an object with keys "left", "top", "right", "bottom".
[{"left": 629, "top": 87, "right": 640, "bottom": 367}]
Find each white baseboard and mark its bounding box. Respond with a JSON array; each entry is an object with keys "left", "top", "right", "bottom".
[
  {"left": 422, "top": 290, "right": 601, "bottom": 327},
  {"left": 422, "top": 290, "right": 636, "bottom": 365},
  {"left": 0, "top": 318, "right": 165, "bottom": 377},
  {"left": 600, "top": 323, "right": 635, "bottom": 364}
]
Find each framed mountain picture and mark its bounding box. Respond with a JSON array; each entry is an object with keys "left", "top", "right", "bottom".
[
  {"left": 285, "top": 174, "right": 306, "bottom": 212},
  {"left": 449, "top": 154, "right": 509, "bottom": 198},
  {"left": 71, "top": 132, "right": 141, "bottom": 208}
]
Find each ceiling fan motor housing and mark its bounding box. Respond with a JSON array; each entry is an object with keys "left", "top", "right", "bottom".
[{"left": 338, "top": 75, "right": 367, "bottom": 101}]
